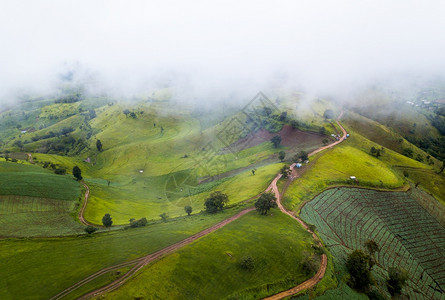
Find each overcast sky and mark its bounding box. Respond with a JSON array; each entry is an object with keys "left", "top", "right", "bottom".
[{"left": 1, "top": 0, "right": 445, "bottom": 101}]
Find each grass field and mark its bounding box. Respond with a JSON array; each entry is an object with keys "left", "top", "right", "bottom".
[
  {"left": 300, "top": 187, "right": 445, "bottom": 300},
  {"left": 281, "top": 124, "right": 433, "bottom": 212},
  {"left": 84, "top": 163, "right": 283, "bottom": 225},
  {"left": 99, "top": 210, "right": 318, "bottom": 300},
  {"left": 282, "top": 143, "right": 404, "bottom": 212},
  {"left": 0, "top": 205, "right": 251, "bottom": 300}
]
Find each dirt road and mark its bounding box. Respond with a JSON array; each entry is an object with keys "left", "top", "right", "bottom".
[
  {"left": 262, "top": 111, "right": 347, "bottom": 299},
  {"left": 78, "top": 182, "right": 97, "bottom": 227},
  {"left": 53, "top": 110, "right": 346, "bottom": 299},
  {"left": 51, "top": 207, "right": 255, "bottom": 300}
]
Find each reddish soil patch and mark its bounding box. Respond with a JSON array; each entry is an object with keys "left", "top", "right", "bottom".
[{"left": 227, "top": 125, "right": 325, "bottom": 152}]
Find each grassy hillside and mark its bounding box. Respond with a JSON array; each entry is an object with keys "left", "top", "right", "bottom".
[
  {"left": 0, "top": 205, "right": 250, "bottom": 300},
  {"left": 100, "top": 210, "right": 318, "bottom": 300}
]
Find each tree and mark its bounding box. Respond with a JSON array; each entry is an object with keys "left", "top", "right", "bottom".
[
  {"left": 251, "top": 169, "right": 256, "bottom": 175},
  {"left": 184, "top": 205, "right": 192, "bottom": 216},
  {"left": 440, "top": 160, "right": 445, "bottom": 173},
  {"left": 102, "top": 213, "right": 113, "bottom": 228},
  {"left": 294, "top": 151, "right": 308, "bottom": 163},
  {"left": 96, "top": 139, "right": 103, "bottom": 152},
  {"left": 240, "top": 256, "right": 254, "bottom": 271},
  {"left": 323, "top": 109, "right": 334, "bottom": 120},
  {"left": 204, "top": 191, "right": 229, "bottom": 213},
  {"left": 346, "top": 250, "right": 373, "bottom": 290},
  {"left": 73, "top": 166, "right": 82, "bottom": 181},
  {"left": 255, "top": 192, "right": 277, "bottom": 215},
  {"left": 263, "top": 107, "right": 272, "bottom": 117},
  {"left": 123, "top": 109, "right": 130, "bottom": 116},
  {"left": 387, "top": 267, "right": 408, "bottom": 296},
  {"left": 280, "top": 165, "right": 291, "bottom": 179},
  {"left": 129, "top": 217, "right": 148, "bottom": 228},
  {"left": 322, "top": 138, "right": 329, "bottom": 145},
  {"left": 271, "top": 135, "right": 282, "bottom": 148},
  {"left": 130, "top": 112, "right": 137, "bottom": 119},
  {"left": 364, "top": 240, "right": 379, "bottom": 256},
  {"left": 84, "top": 226, "right": 98, "bottom": 234},
  {"left": 278, "top": 151, "right": 285, "bottom": 162},
  {"left": 160, "top": 213, "right": 168, "bottom": 222},
  {"left": 279, "top": 111, "right": 287, "bottom": 121},
  {"left": 319, "top": 126, "right": 326, "bottom": 135},
  {"left": 290, "top": 120, "right": 299, "bottom": 129},
  {"left": 88, "top": 109, "right": 96, "bottom": 119}
]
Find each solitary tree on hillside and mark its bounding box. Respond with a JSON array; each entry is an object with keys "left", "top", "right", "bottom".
[
  {"left": 271, "top": 135, "right": 282, "bottom": 148},
  {"left": 96, "top": 139, "right": 103, "bottom": 152},
  {"left": 73, "top": 166, "right": 82, "bottom": 181},
  {"left": 184, "top": 205, "right": 192, "bottom": 216},
  {"left": 280, "top": 165, "right": 291, "bottom": 179},
  {"left": 204, "top": 191, "right": 229, "bottom": 213},
  {"left": 255, "top": 192, "right": 277, "bottom": 215},
  {"left": 159, "top": 213, "right": 168, "bottom": 222},
  {"left": 279, "top": 111, "right": 287, "bottom": 121},
  {"left": 102, "top": 213, "right": 113, "bottom": 228},
  {"left": 278, "top": 151, "right": 286, "bottom": 162}
]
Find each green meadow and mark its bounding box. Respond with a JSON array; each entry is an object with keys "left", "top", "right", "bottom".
[
  {"left": 100, "top": 211, "right": 318, "bottom": 300},
  {"left": 0, "top": 205, "right": 249, "bottom": 300}
]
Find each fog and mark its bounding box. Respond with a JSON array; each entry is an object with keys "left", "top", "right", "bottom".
[{"left": 1, "top": 0, "right": 445, "bottom": 104}]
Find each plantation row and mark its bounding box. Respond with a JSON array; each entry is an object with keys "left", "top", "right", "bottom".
[
  {"left": 301, "top": 188, "right": 445, "bottom": 299},
  {"left": 0, "top": 196, "right": 83, "bottom": 237}
]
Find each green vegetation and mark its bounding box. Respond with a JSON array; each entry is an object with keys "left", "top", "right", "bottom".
[
  {"left": 254, "top": 192, "right": 277, "bottom": 215},
  {"left": 204, "top": 191, "right": 229, "bottom": 213},
  {"left": 0, "top": 205, "right": 250, "bottom": 299},
  {"left": 300, "top": 187, "right": 445, "bottom": 299},
  {"left": 101, "top": 211, "right": 318, "bottom": 300},
  {"left": 283, "top": 143, "right": 404, "bottom": 212},
  {"left": 0, "top": 160, "right": 83, "bottom": 237}
]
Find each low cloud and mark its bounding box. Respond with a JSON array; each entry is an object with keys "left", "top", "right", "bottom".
[{"left": 1, "top": 0, "right": 445, "bottom": 104}]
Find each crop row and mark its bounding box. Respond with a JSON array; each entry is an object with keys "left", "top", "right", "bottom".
[{"left": 300, "top": 188, "right": 445, "bottom": 299}]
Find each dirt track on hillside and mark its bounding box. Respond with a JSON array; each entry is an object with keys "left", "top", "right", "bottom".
[
  {"left": 78, "top": 182, "right": 97, "bottom": 227},
  {"left": 52, "top": 111, "right": 346, "bottom": 300},
  {"left": 51, "top": 207, "right": 255, "bottom": 300},
  {"left": 262, "top": 111, "right": 346, "bottom": 299}
]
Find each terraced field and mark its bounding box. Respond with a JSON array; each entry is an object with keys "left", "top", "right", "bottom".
[
  {"left": 300, "top": 187, "right": 445, "bottom": 299},
  {"left": 0, "top": 160, "right": 83, "bottom": 237}
]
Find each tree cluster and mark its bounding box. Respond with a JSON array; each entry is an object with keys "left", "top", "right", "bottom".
[
  {"left": 204, "top": 191, "right": 229, "bottom": 213},
  {"left": 129, "top": 217, "right": 148, "bottom": 228}
]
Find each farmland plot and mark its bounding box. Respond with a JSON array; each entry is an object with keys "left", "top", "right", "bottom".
[{"left": 301, "top": 187, "right": 445, "bottom": 299}]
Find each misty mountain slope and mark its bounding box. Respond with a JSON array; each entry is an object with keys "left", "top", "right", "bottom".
[
  {"left": 343, "top": 111, "right": 440, "bottom": 167},
  {"left": 348, "top": 92, "right": 445, "bottom": 160}
]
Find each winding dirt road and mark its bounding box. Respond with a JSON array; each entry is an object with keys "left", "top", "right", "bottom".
[
  {"left": 51, "top": 208, "right": 255, "bottom": 300},
  {"left": 78, "top": 182, "right": 96, "bottom": 227},
  {"left": 53, "top": 110, "right": 347, "bottom": 300},
  {"left": 262, "top": 110, "right": 347, "bottom": 299}
]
